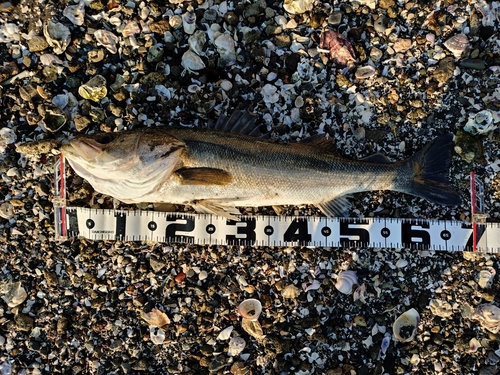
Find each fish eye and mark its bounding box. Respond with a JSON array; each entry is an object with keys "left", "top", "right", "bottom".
[{"left": 96, "top": 134, "right": 115, "bottom": 144}]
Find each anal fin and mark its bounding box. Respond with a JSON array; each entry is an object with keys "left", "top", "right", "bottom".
[
  {"left": 176, "top": 167, "right": 232, "bottom": 185},
  {"left": 317, "top": 195, "right": 353, "bottom": 217},
  {"left": 192, "top": 200, "right": 241, "bottom": 220}
]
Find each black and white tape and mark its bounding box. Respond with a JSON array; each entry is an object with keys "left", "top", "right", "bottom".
[{"left": 54, "top": 207, "right": 500, "bottom": 252}]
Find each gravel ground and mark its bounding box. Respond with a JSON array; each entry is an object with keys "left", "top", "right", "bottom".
[{"left": 1, "top": 0, "right": 500, "bottom": 374}]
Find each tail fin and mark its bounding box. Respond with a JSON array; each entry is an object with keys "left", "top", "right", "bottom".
[{"left": 401, "top": 133, "right": 462, "bottom": 206}]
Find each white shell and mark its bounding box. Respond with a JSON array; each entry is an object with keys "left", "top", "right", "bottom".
[
  {"left": 281, "top": 284, "right": 300, "bottom": 299},
  {"left": 63, "top": 1, "right": 85, "bottom": 26},
  {"left": 355, "top": 65, "right": 376, "bottom": 80},
  {"left": 215, "top": 34, "right": 236, "bottom": 66},
  {"left": 169, "top": 15, "right": 183, "bottom": 29},
  {"left": 150, "top": 327, "right": 166, "bottom": 345},
  {"left": 0, "top": 202, "right": 14, "bottom": 220},
  {"left": 393, "top": 308, "right": 420, "bottom": 342},
  {"left": 94, "top": 29, "right": 119, "bottom": 54},
  {"left": 228, "top": 337, "right": 246, "bottom": 356},
  {"left": 182, "top": 50, "right": 205, "bottom": 71},
  {"left": 429, "top": 298, "right": 454, "bottom": 318},
  {"left": 353, "top": 283, "right": 367, "bottom": 304},
  {"left": 261, "top": 84, "right": 279, "bottom": 104},
  {"left": 0, "top": 282, "right": 27, "bottom": 307},
  {"left": 469, "top": 337, "right": 481, "bottom": 352},
  {"left": 334, "top": 270, "right": 358, "bottom": 295},
  {"left": 443, "top": 34, "right": 469, "bottom": 59},
  {"left": 188, "top": 30, "right": 206, "bottom": 56},
  {"left": 43, "top": 21, "right": 71, "bottom": 55},
  {"left": 477, "top": 267, "right": 496, "bottom": 289},
  {"left": 464, "top": 110, "right": 497, "bottom": 135},
  {"left": 237, "top": 299, "right": 262, "bottom": 321},
  {"left": 473, "top": 304, "right": 500, "bottom": 333},
  {"left": 182, "top": 7, "right": 196, "bottom": 35},
  {"left": 217, "top": 325, "right": 234, "bottom": 341},
  {"left": 283, "top": 0, "right": 314, "bottom": 14},
  {"left": 219, "top": 80, "right": 233, "bottom": 91},
  {"left": 39, "top": 53, "right": 65, "bottom": 66}
]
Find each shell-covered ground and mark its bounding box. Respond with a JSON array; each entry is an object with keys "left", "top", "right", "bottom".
[{"left": 1, "top": 0, "right": 500, "bottom": 374}]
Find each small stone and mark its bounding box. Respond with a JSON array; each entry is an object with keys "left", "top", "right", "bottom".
[
  {"left": 394, "top": 38, "right": 412, "bottom": 53},
  {"left": 328, "top": 11, "right": 343, "bottom": 25},
  {"left": 15, "top": 313, "right": 34, "bottom": 332},
  {"left": 374, "top": 15, "right": 389, "bottom": 34},
  {"left": 57, "top": 316, "right": 69, "bottom": 334},
  {"left": 42, "top": 269, "right": 58, "bottom": 286},
  {"left": 149, "top": 256, "right": 165, "bottom": 272},
  {"left": 224, "top": 11, "right": 239, "bottom": 26},
  {"left": 460, "top": 59, "right": 486, "bottom": 70},
  {"left": 275, "top": 34, "right": 292, "bottom": 48},
  {"left": 379, "top": 0, "right": 395, "bottom": 8},
  {"left": 433, "top": 57, "right": 455, "bottom": 83},
  {"left": 150, "top": 20, "right": 170, "bottom": 34},
  {"left": 27, "top": 36, "right": 49, "bottom": 52},
  {"left": 431, "top": 333, "right": 444, "bottom": 345},
  {"left": 230, "top": 361, "right": 250, "bottom": 375},
  {"left": 74, "top": 114, "right": 91, "bottom": 132},
  {"left": 209, "top": 356, "right": 228, "bottom": 372}
]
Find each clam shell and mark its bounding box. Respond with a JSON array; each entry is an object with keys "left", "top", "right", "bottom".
[
  {"left": 334, "top": 270, "right": 358, "bottom": 295},
  {"left": 182, "top": 50, "right": 206, "bottom": 71},
  {"left": 393, "top": 308, "right": 419, "bottom": 342},
  {"left": 237, "top": 298, "right": 262, "bottom": 321},
  {"left": 63, "top": 1, "right": 85, "bottom": 26},
  {"left": 444, "top": 34, "right": 470, "bottom": 59},
  {"left": 94, "top": 29, "right": 119, "bottom": 54},
  {"left": 141, "top": 309, "right": 171, "bottom": 327},
  {"left": 43, "top": 21, "right": 71, "bottom": 55},
  {"left": 429, "top": 298, "right": 454, "bottom": 318},
  {"left": 477, "top": 266, "right": 496, "bottom": 288},
  {"left": 473, "top": 304, "right": 500, "bottom": 333},
  {"left": 281, "top": 284, "right": 300, "bottom": 299}
]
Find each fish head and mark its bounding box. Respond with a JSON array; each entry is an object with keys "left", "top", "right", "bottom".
[{"left": 60, "top": 130, "right": 185, "bottom": 202}]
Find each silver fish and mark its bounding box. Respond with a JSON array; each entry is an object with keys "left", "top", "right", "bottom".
[{"left": 60, "top": 110, "right": 461, "bottom": 218}]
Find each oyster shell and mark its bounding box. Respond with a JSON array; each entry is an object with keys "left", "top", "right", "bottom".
[
  {"left": 241, "top": 318, "right": 264, "bottom": 340},
  {"left": 237, "top": 298, "right": 262, "bottom": 321},
  {"left": 281, "top": 284, "right": 300, "bottom": 299},
  {"left": 94, "top": 29, "right": 119, "bottom": 54},
  {"left": 393, "top": 308, "right": 420, "bottom": 342},
  {"left": 63, "top": 1, "right": 85, "bottom": 26},
  {"left": 182, "top": 50, "right": 205, "bottom": 72},
  {"left": 444, "top": 34, "right": 470, "bottom": 59},
  {"left": 43, "top": 21, "right": 71, "bottom": 55},
  {"left": 464, "top": 110, "right": 497, "bottom": 135},
  {"left": 334, "top": 270, "right": 358, "bottom": 295},
  {"left": 0, "top": 281, "right": 27, "bottom": 308},
  {"left": 78, "top": 75, "right": 107, "bottom": 102},
  {"left": 473, "top": 304, "right": 500, "bottom": 333},
  {"left": 215, "top": 33, "right": 236, "bottom": 66},
  {"left": 429, "top": 298, "right": 454, "bottom": 318},
  {"left": 355, "top": 65, "right": 376, "bottom": 80}
]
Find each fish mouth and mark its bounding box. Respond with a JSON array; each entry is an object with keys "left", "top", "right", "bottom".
[{"left": 65, "top": 139, "right": 104, "bottom": 161}]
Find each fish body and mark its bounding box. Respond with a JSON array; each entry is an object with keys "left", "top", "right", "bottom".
[{"left": 60, "top": 111, "right": 461, "bottom": 218}]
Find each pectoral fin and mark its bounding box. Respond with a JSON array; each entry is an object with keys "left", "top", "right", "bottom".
[
  {"left": 317, "top": 195, "right": 353, "bottom": 217},
  {"left": 176, "top": 167, "right": 232, "bottom": 185},
  {"left": 192, "top": 200, "right": 241, "bottom": 220}
]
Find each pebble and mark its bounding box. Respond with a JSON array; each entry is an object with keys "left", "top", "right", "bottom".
[
  {"left": 27, "top": 36, "right": 48, "bottom": 52},
  {"left": 433, "top": 57, "right": 455, "bottom": 83},
  {"left": 15, "top": 313, "right": 34, "bottom": 332}
]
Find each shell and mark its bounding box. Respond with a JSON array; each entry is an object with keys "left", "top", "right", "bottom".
[
  {"left": 464, "top": 110, "right": 497, "bottom": 135},
  {"left": 228, "top": 337, "right": 246, "bottom": 356},
  {"left": 319, "top": 30, "right": 356, "bottom": 67},
  {"left": 149, "top": 327, "right": 166, "bottom": 344},
  {"left": 355, "top": 65, "right": 376, "bottom": 80},
  {"left": 147, "top": 45, "right": 164, "bottom": 63},
  {"left": 473, "top": 304, "right": 500, "bottom": 333},
  {"left": 39, "top": 53, "right": 64, "bottom": 66},
  {"left": 283, "top": 0, "right": 314, "bottom": 14},
  {"left": 353, "top": 283, "right": 367, "bottom": 304},
  {"left": 429, "top": 298, "right": 454, "bottom": 318},
  {"left": 0, "top": 281, "right": 27, "bottom": 308},
  {"left": 78, "top": 75, "right": 107, "bottom": 102},
  {"left": 444, "top": 34, "right": 470, "bottom": 59},
  {"left": 215, "top": 34, "right": 236, "bottom": 66},
  {"left": 281, "top": 284, "right": 300, "bottom": 299},
  {"left": 43, "top": 21, "right": 71, "bottom": 55},
  {"left": 169, "top": 15, "right": 182, "bottom": 29},
  {"left": 188, "top": 30, "right": 207, "bottom": 56},
  {"left": 334, "top": 270, "right": 358, "bottom": 295},
  {"left": 182, "top": 50, "right": 205, "bottom": 72},
  {"left": 63, "top": 1, "right": 85, "bottom": 26},
  {"left": 182, "top": 6, "right": 196, "bottom": 35},
  {"left": 94, "top": 29, "right": 119, "bottom": 54},
  {"left": 241, "top": 318, "right": 264, "bottom": 340},
  {"left": 237, "top": 298, "right": 262, "bottom": 321},
  {"left": 477, "top": 267, "right": 496, "bottom": 289},
  {"left": 141, "top": 309, "right": 171, "bottom": 327},
  {"left": 122, "top": 21, "right": 141, "bottom": 38},
  {"left": 216, "top": 325, "right": 234, "bottom": 340},
  {"left": 469, "top": 337, "right": 481, "bottom": 352},
  {"left": 393, "top": 308, "right": 420, "bottom": 342},
  {"left": 43, "top": 106, "right": 67, "bottom": 132},
  {"left": 261, "top": 84, "right": 279, "bottom": 104}
]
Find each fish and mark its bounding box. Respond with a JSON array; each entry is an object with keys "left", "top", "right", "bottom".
[{"left": 59, "top": 110, "right": 462, "bottom": 219}]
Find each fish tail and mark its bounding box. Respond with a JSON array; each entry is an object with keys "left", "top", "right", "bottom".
[{"left": 399, "top": 133, "right": 462, "bottom": 206}]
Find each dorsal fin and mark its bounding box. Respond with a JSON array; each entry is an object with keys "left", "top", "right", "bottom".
[
  {"left": 300, "top": 134, "right": 337, "bottom": 153},
  {"left": 361, "top": 153, "right": 392, "bottom": 163},
  {"left": 211, "top": 109, "right": 268, "bottom": 138}
]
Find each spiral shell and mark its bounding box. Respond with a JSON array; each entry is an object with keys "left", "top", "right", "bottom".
[{"left": 334, "top": 270, "right": 358, "bottom": 295}]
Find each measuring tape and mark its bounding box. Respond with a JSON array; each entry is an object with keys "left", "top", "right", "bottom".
[{"left": 54, "top": 156, "right": 500, "bottom": 252}]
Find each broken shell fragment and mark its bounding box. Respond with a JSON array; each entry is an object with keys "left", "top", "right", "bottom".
[
  {"left": 228, "top": 336, "right": 246, "bottom": 356},
  {"left": 469, "top": 337, "right": 481, "bottom": 352},
  {"left": 0, "top": 281, "right": 27, "bottom": 308},
  {"left": 473, "top": 304, "right": 500, "bottom": 333},
  {"left": 393, "top": 308, "right": 419, "bottom": 342},
  {"left": 429, "top": 298, "right": 454, "bottom": 318},
  {"left": 241, "top": 318, "right": 264, "bottom": 340},
  {"left": 188, "top": 30, "right": 206, "bottom": 56},
  {"left": 122, "top": 21, "right": 140, "bottom": 38},
  {"left": 141, "top": 309, "right": 171, "bottom": 328},
  {"left": 355, "top": 65, "right": 376, "bottom": 80},
  {"left": 150, "top": 327, "right": 166, "bottom": 344},
  {"left": 444, "top": 34, "right": 470, "bottom": 59},
  {"left": 215, "top": 34, "right": 236, "bottom": 66},
  {"left": 283, "top": 0, "right": 314, "bottom": 14},
  {"left": 182, "top": 6, "right": 196, "bottom": 35},
  {"left": 78, "top": 75, "right": 107, "bottom": 102},
  {"left": 94, "top": 29, "right": 119, "bottom": 54},
  {"left": 182, "top": 50, "right": 205, "bottom": 72},
  {"left": 237, "top": 298, "right": 262, "bottom": 321},
  {"left": 63, "top": 1, "right": 85, "bottom": 26},
  {"left": 334, "top": 270, "right": 358, "bottom": 295},
  {"left": 319, "top": 30, "right": 356, "bottom": 67},
  {"left": 464, "top": 110, "right": 497, "bottom": 135},
  {"left": 477, "top": 267, "right": 496, "bottom": 289},
  {"left": 43, "top": 106, "right": 67, "bottom": 132},
  {"left": 281, "top": 284, "right": 300, "bottom": 299},
  {"left": 43, "top": 21, "right": 71, "bottom": 55}
]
